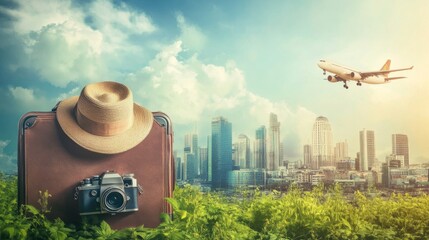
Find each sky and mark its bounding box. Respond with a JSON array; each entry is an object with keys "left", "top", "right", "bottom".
[{"left": 0, "top": 0, "right": 428, "bottom": 173}]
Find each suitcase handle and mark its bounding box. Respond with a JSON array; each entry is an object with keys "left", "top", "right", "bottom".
[{"left": 52, "top": 101, "right": 61, "bottom": 112}]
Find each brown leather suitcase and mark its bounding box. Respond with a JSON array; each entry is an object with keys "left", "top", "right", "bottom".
[{"left": 18, "top": 108, "right": 174, "bottom": 229}]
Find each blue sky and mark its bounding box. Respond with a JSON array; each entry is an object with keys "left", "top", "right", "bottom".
[{"left": 0, "top": 0, "right": 428, "bottom": 173}]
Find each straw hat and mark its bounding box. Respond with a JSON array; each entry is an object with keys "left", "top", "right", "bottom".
[{"left": 56, "top": 81, "right": 153, "bottom": 154}]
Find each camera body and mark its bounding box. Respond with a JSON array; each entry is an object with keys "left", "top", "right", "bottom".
[{"left": 77, "top": 171, "right": 139, "bottom": 215}]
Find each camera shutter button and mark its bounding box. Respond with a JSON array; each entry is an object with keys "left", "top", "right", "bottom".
[
  {"left": 84, "top": 178, "right": 91, "bottom": 185},
  {"left": 91, "top": 190, "right": 98, "bottom": 196}
]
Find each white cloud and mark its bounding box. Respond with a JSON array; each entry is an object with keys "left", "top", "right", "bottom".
[
  {"left": 90, "top": 1, "right": 156, "bottom": 34},
  {"left": 133, "top": 41, "right": 206, "bottom": 124},
  {"left": 56, "top": 87, "right": 80, "bottom": 102},
  {"left": 9, "top": 86, "right": 35, "bottom": 103},
  {"left": 176, "top": 13, "right": 206, "bottom": 51},
  {"left": 1, "top": 0, "right": 83, "bottom": 35},
  {"left": 89, "top": 0, "right": 156, "bottom": 53},
  {"left": 129, "top": 41, "right": 317, "bottom": 159},
  {"left": 8, "top": 86, "right": 51, "bottom": 111},
  {"left": 27, "top": 21, "right": 106, "bottom": 87},
  {"left": 2, "top": 0, "right": 156, "bottom": 87},
  {"left": 0, "top": 140, "right": 9, "bottom": 151},
  {"left": 132, "top": 41, "right": 249, "bottom": 124},
  {"left": 0, "top": 140, "right": 16, "bottom": 174}
]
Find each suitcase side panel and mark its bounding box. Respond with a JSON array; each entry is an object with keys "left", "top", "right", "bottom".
[
  {"left": 18, "top": 112, "right": 53, "bottom": 207},
  {"left": 18, "top": 111, "right": 173, "bottom": 229},
  {"left": 153, "top": 112, "right": 175, "bottom": 216}
]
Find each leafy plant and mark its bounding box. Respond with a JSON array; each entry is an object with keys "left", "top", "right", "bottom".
[
  {"left": 1, "top": 173, "right": 429, "bottom": 240},
  {"left": 37, "top": 190, "right": 52, "bottom": 214}
]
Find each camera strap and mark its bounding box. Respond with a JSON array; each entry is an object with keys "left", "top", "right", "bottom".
[
  {"left": 138, "top": 184, "right": 144, "bottom": 195},
  {"left": 73, "top": 186, "right": 79, "bottom": 200}
]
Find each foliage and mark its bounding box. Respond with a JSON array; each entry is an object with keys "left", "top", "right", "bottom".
[{"left": 1, "top": 173, "right": 429, "bottom": 239}]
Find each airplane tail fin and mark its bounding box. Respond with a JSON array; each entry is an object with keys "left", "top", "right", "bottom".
[{"left": 381, "top": 59, "right": 391, "bottom": 77}]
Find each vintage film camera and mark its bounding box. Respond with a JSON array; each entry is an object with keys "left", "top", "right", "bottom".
[{"left": 75, "top": 171, "right": 142, "bottom": 215}]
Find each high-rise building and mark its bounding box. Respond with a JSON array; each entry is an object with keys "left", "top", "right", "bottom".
[
  {"left": 381, "top": 163, "right": 389, "bottom": 188},
  {"left": 386, "top": 154, "right": 404, "bottom": 168},
  {"left": 174, "top": 151, "right": 183, "bottom": 181},
  {"left": 236, "top": 134, "right": 251, "bottom": 169},
  {"left": 254, "top": 126, "right": 267, "bottom": 169},
  {"left": 303, "top": 144, "right": 312, "bottom": 168},
  {"left": 228, "top": 169, "right": 266, "bottom": 187},
  {"left": 334, "top": 140, "right": 349, "bottom": 163},
  {"left": 312, "top": 116, "right": 333, "bottom": 169},
  {"left": 207, "top": 135, "right": 212, "bottom": 182},
  {"left": 185, "top": 133, "right": 198, "bottom": 154},
  {"left": 267, "top": 113, "right": 281, "bottom": 171},
  {"left": 184, "top": 133, "right": 198, "bottom": 180},
  {"left": 211, "top": 117, "right": 232, "bottom": 189},
  {"left": 392, "top": 134, "right": 409, "bottom": 167},
  {"left": 382, "top": 155, "right": 403, "bottom": 188},
  {"left": 185, "top": 133, "right": 197, "bottom": 175},
  {"left": 232, "top": 143, "right": 239, "bottom": 167},
  {"left": 359, "top": 129, "right": 375, "bottom": 171},
  {"left": 185, "top": 153, "right": 196, "bottom": 181},
  {"left": 355, "top": 152, "right": 360, "bottom": 171},
  {"left": 199, "top": 147, "right": 208, "bottom": 181},
  {"left": 280, "top": 141, "right": 286, "bottom": 167}
]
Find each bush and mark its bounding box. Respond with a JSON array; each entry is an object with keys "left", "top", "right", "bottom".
[{"left": 1, "top": 173, "right": 429, "bottom": 239}]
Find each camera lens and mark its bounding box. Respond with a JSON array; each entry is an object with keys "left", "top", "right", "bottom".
[
  {"left": 107, "top": 192, "right": 123, "bottom": 208},
  {"left": 102, "top": 188, "right": 126, "bottom": 212}
]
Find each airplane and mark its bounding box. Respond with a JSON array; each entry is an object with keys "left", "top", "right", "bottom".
[{"left": 317, "top": 59, "right": 413, "bottom": 89}]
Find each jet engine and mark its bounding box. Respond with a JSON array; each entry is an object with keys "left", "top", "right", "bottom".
[
  {"left": 327, "top": 75, "right": 339, "bottom": 82},
  {"left": 350, "top": 72, "right": 362, "bottom": 80}
]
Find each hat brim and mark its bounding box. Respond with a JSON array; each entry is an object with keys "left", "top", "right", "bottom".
[{"left": 56, "top": 96, "right": 154, "bottom": 154}]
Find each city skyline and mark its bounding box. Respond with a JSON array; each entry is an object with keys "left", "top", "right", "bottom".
[
  {"left": 0, "top": 1, "right": 428, "bottom": 174},
  {"left": 177, "top": 113, "right": 421, "bottom": 191},
  {"left": 178, "top": 113, "right": 414, "bottom": 173}
]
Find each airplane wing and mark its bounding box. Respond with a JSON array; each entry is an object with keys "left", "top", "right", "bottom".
[
  {"left": 385, "top": 76, "right": 406, "bottom": 81},
  {"left": 360, "top": 66, "right": 414, "bottom": 78}
]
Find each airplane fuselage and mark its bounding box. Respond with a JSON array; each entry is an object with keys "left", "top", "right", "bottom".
[
  {"left": 318, "top": 61, "right": 386, "bottom": 84},
  {"left": 317, "top": 59, "right": 413, "bottom": 89}
]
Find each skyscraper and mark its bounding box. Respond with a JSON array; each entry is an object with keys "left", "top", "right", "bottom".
[
  {"left": 199, "top": 147, "right": 208, "bottom": 181},
  {"left": 211, "top": 117, "right": 232, "bottom": 189},
  {"left": 174, "top": 151, "right": 183, "bottom": 181},
  {"left": 185, "top": 153, "right": 196, "bottom": 181},
  {"left": 355, "top": 152, "right": 360, "bottom": 171},
  {"left": 267, "top": 113, "right": 281, "bottom": 171},
  {"left": 232, "top": 143, "right": 239, "bottom": 167},
  {"left": 184, "top": 133, "right": 198, "bottom": 180},
  {"left": 254, "top": 126, "right": 266, "bottom": 169},
  {"left": 207, "top": 135, "right": 212, "bottom": 182},
  {"left": 312, "top": 116, "right": 333, "bottom": 169},
  {"left": 360, "top": 129, "right": 375, "bottom": 171},
  {"left": 280, "top": 141, "right": 286, "bottom": 167},
  {"left": 236, "top": 134, "right": 251, "bottom": 169},
  {"left": 392, "top": 134, "right": 409, "bottom": 167},
  {"left": 334, "top": 140, "right": 349, "bottom": 162},
  {"left": 303, "top": 144, "right": 312, "bottom": 168}
]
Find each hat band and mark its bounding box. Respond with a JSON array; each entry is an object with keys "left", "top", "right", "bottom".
[{"left": 75, "top": 107, "right": 133, "bottom": 136}]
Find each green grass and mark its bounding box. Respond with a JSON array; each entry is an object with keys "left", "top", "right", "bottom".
[{"left": 1, "top": 173, "right": 429, "bottom": 239}]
